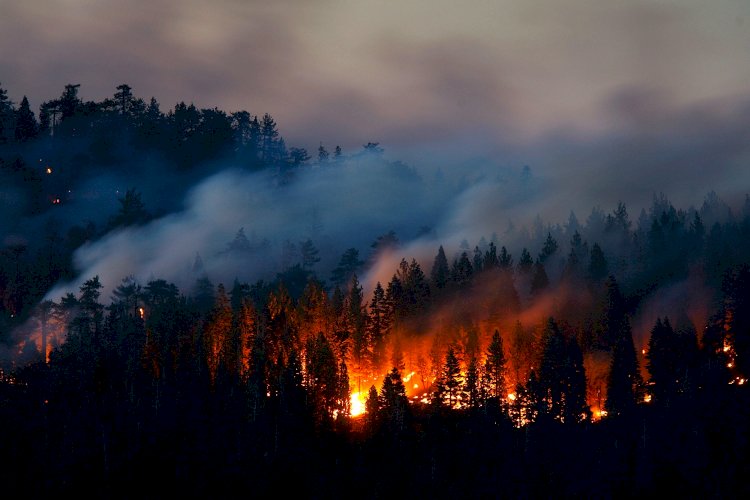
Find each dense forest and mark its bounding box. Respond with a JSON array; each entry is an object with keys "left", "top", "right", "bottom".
[{"left": 1, "top": 83, "right": 749, "bottom": 497}]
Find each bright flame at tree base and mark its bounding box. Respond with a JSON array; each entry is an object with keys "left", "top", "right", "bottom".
[{"left": 350, "top": 392, "right": 366, "bottom": 417}]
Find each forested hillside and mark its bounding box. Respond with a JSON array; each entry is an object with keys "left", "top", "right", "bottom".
[{"left": 1, "top": 83, "right": 749, "bottom": 497}]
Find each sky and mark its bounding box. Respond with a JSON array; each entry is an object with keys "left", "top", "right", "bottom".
[{"left": 1, "top": 0, "right": 748, "bottom": 153}]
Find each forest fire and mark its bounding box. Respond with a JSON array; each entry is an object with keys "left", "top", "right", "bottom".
[{"left": 350, "top": 391, "right": 366, "bottom": 417}]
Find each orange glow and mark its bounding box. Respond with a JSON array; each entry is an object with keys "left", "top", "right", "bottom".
[
  {"left": 507, "top": 392, "right": 516, "bottom": 401},
  {"left": 350, "top": 391, "right": 366, "bottom": 417},
  {"left": 643, "top": 394, "right": 652, "bottom": 403},
  {"left": 46, "top": 167, "right": 53, "bottom": 174},
  {"left": 138, "top": 307, "right": 145, "bottom": 319}
]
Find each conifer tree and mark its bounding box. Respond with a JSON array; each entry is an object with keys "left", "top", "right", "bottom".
[
  {"left": 588, "top": 243, "right": 609, "bottom": 282},
  {"left": 430, "top": 245, "right": 450, "bottom": 290},
  {"left": 14, "top": 96, "right": 38, "bottom": 142},
  {"left": 380, "top": 367, "right": 410, "bottom": 433},
  {"left": 484, "top": 330, "right": 507, "bottom": 401},
  {"left": 436, "top": 347, "right": 464, "bottom": 408},
  {"left": 605, "top": 317, "right": 641, "bottom": 416},
  {"left": 367, "top": 282, "right": 389, "bottom": 369}
]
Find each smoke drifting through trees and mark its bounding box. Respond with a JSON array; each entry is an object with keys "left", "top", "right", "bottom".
[{"left": 2, "top": 82, "right": 750, "bottom": 496}]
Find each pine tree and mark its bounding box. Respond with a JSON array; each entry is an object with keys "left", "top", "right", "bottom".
[
  {"left": 588, "top": 243, "right": 609, "bottom": 282},
  {"left": 58, "top": 83, "right": 81, "bottom": 120},
  {"left": 473, "top": 246, "right": 484, "bottom": 273},
  {"left": 114, "top": 84, "right": 134, "bottom": 115},
  {"left": 330, "top": 248, "right": 363, "bottom": 286},
  {"left": 367, "top": 282, "right": 389, "bottom": 369},
  {"left": 400, "top": 259, "right": 431, "bottom": 317},
  {"left": 599, "top": 275, "right": 627, "bottom": 349},
  {"left": 365, "top": 385, "right": 380, "bottom": 434},
  {"left": 299, "top": 239, "right": 320, "bottom": 271},
  {"left": 0, "top": 82, "right": 14, "bottom": 143},
  {"left": 538, "top": 318, "right": 567, "bottom": 419},
  {"left": 380, "top": 367, "right": 410, "bottom": 433},
  {"left": 539, "top": 232, "right": 558, "bottom": 263},
  {"left": 499, "top": 246, "right": 513, "bottom": 269},
  {"left": 563, "top": 336, "right": 590, "bottom": 424},
  {"left": 260, "top": 113, "right": 281, "bottom": 163},
  {"left": 347, "top": 274, "right": 368, "bottom": 371},
  {"left": 437, "top": 347, "right": 464, "bottom": 408},
  {"left": 537, "top": 318, "right": 589, "bottom": 423},
  {"left": 530, "top": 260, "right": 549, "bottom": 298},
  {"left": 646, "top": 317, "right": 681, "bottom": 406},
  {"left": 430, "top": 245, "right": 450, "bottom": 290},
  {"left": 109, "top": 188, "right": 150, "bottom": 228},
  {"left": 517, "top": 248, "right": 533, "bottom": 275},
  {"left": 336, "top": 359, "right": 351, "bottom": 419},
  {"left": 14, "top": 96, "right": 38, "bottom": 142},
  {"left": 451, "top": 252, "right": 473, "bottom": 287},
  {"left": 306, "top": 332, "right": 340, "bottom": 426},
  {"left": 482, "top": 242, "right": 499, "bottom": 269},
  {"left": 484, "top": 330, "right": 507, "bottom": 401},
  {"left": 605, "top": 317, "right": 641, "bottom": 416}
]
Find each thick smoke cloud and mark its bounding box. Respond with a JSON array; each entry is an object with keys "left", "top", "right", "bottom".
[
  {"left": 45, "top": 156, "right": 455, "bottom": 300},
  {"left": 1, "top": 0, "right": 748, "bottom": 151}
]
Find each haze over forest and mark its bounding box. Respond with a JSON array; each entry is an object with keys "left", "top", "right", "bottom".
[{"left": 1, "top": 0, "right": 750, "bottom": 497}]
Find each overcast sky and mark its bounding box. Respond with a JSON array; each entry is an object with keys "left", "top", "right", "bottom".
[{"left": 1, "top": 0, "right": 748, "bottom": 151}]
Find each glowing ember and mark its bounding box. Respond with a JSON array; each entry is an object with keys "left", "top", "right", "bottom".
[
  {"left": 138, "top": 307, "right": 145, "bottom": 319},
  {"left": 403, "top": 371, "right": 416, "bottom": 383},
  {"left": 46, "top": 167, "right": 52, "bottom": 174},
  {"left": 643, "top": 394, "right": 652, "bottom": 403},
  {"left": 350, "top": 391, "right": 366, "bottom": 417},
  {"left": 507, "top": 392, "right": 516, "bottom": 401}
]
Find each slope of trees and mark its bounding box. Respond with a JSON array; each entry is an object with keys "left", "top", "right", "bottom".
[{"left": 1, "top": 82, "right": 750, "bottom": 496}]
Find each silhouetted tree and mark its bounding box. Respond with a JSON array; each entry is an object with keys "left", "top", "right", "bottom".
[
  {"left": 484, "top": 330, "right": 507, "bottom": 401},
  {"left": 431, "top": 245, "right": 450, "bottom": 291},
  {"left": 108, "top": 188, "right": 150, "bottom": 228},
  {"left": 299, "top": 239, "right": 320, "bottom": 271},
  {"left": 434, "top": 347, "right": 464, "bottom": 408},
  {"left": 380, "top": 367, "right": 410, "bottom": 434},
  {"left": 605, "top": 317, "right": 642, "bottom": 417},
  {"left": 588, "top": 243, "right": 609, "bottom": 282},
  {"left": 646, "top": 317, "right": 681, "bottom": 406},
  {"left": 330, "top": 248, "right": 363, "bottom": 287},
  {"left": 14, "top": 96, "right": 38, "bottom": 142}
]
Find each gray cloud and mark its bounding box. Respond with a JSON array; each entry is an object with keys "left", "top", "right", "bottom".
[{"left": 2, "top": 0, "right": 749, "bottom": 153}]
